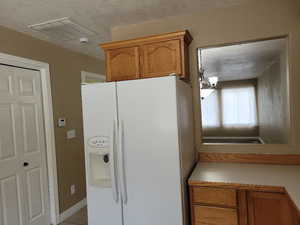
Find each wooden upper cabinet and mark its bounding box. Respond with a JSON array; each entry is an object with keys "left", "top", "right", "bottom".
[
  {"left": 141, "top": 40, "right": 181, "bottom": 78},
  {"left": 100, "top": 30, "right": 192, "bottom": 82},
  {"left": 106, "top": 46, "right": 140, "bottom": 81}
]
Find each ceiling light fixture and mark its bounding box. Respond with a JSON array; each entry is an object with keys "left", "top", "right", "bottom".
[
  {"left": 198, "top": 49, "right": 218, "bottom": 89},
  {"left": 198, "top": 50, "right": 218, "bottom": 99},
  {"left": 208, "top": 76, "right": 218, "bottom": 87},
  {"left": 80, "top": 37, "right": 89, "bottom": 44},
  {"left": 199, "top": 69, "right": 219, "bottom": 89}
]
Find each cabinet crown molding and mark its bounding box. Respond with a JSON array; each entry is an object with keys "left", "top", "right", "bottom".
[{"left": 100, "top": 30, "right": 192, "bottom": 49}]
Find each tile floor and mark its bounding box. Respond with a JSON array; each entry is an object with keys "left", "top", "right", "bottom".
[{"left": 60, "top": 206, "right": 88, "bottom": 225}]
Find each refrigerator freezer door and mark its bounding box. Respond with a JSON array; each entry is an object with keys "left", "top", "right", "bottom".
[
  {"left": 81, "top": 83, "right": 122, "bottom": 225},
  {"left": 117, "top": 76, "right": 184, "bottom": 225}
]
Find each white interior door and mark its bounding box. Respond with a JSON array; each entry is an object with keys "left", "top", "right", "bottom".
[{"left": 0, "top": 64, "right": 50, "bottom": 225}]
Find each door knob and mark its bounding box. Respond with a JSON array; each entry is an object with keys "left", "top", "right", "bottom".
[{"left": 23, "top": 162, "right": 29, "bottom": 167}]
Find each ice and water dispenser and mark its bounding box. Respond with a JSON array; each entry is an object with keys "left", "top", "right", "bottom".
[{"left": 87, "top": 136, "right": 112, "bottom": 187}]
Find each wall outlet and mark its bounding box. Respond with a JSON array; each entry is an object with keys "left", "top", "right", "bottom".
[
  {"left": 67, "top": 129, "right": 76, "bottom": 139},
  {"left": 70, "top": 184, "right": 76, "bottom": 195}
]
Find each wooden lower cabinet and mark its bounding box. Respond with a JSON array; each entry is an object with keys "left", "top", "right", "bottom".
[
  {"left": 247, "top": 191, "right": 298, "bottom": 225},
  {"left": 189, "top": 186, "right": 299, "bottom": 225}
]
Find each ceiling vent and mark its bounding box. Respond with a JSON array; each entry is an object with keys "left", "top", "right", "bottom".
[{"left": 28, "top": 17, "right": 97, "bottom": 41}]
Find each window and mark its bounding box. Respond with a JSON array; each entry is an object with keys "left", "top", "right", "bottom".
[
  {"left": 201, "top": 85, "right": 257, "bottom": 130},
  {"left": 221, "top": 86, "right": 257, "bottom": 128}
]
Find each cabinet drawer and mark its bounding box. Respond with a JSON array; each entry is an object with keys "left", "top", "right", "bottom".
[
  {"left": 194, "top": 205, "right": 238, "bottom": 225},
  {"left": 191, "top": 187, "right": 237, "bottom": 207}
]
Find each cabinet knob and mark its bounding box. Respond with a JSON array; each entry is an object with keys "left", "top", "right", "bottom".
[{"left": 23, "top": 162, "right": 29, "bottom": 167}]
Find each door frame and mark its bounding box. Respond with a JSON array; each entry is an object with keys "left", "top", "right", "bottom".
[{"left": 0, "top": 52, "right": 59, "bottom": 225}]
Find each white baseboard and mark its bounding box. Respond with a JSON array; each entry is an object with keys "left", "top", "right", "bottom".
[{"left": 59, "top": 198, "right": 87, "bottom": 223}]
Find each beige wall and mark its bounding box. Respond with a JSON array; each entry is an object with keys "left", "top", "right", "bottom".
[
  {"left": 111, "top": 0, "right": 300, "bottom": 154},
  {"left": 257, "top": 50, "right": 288, "bottom": 144},
  {"left": 0, "top": 25, "right": 105, "bottom": 212}
]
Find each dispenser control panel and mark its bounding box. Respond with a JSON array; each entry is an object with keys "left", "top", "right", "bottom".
[{"left": 88, "top": 136, "right": 109, "bottom": 151}]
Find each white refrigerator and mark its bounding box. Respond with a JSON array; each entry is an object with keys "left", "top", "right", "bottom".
[{"left": 81, "top": 76, "right": 196, "bottom": 225}]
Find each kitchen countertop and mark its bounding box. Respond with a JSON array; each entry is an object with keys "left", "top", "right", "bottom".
[{"left": 189, "top": 162, "right": 300, "bottom": 209}]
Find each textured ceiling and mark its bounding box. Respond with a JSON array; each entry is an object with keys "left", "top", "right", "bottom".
[
  {"left": 200, "top": 38, "right": 286, "bottom": 81},
  {"left": 0, "top": 0, "right": 245, "bottom": 59}
]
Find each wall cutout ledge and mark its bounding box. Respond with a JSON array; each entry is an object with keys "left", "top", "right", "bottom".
[{"left": 199, "top": 152, "right": 300, "bottom": 165}]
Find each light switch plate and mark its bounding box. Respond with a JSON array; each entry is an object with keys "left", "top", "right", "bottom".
[{"left": 67, "top": 129, "right": 76, "bottom": 139}]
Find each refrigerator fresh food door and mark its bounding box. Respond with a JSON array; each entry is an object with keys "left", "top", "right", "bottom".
[
  {"left": 117, "top": 76, "right": 184, "bottom": 225},
  {"left": 82, "top": 82, "right": 122, "bottom": 225}
]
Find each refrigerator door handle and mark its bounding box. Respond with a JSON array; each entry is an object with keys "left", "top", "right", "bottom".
[
  {"left": 119, "top": 120, "right": 128, "bottom": 204},
  {"left": 110, "top": 118, "right": 119, "bottom": 203}
]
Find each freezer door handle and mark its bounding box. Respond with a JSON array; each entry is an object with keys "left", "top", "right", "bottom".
[
  {"left": 110, "top": 118, "right": 119, "bottom": 203},
  {"left": 119, "top": 120, "right": 128, "bottom": 204}
]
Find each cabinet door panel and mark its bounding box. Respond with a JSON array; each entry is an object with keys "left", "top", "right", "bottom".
[
  {"left": 106, "top": 47, "right": 140, "bottom": 81},
  {"left": 248, "top": 191, "right": 296, "bottom": 225},
  {"left": 141, "top": 40, "right": 181, "bottom": 78}
]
